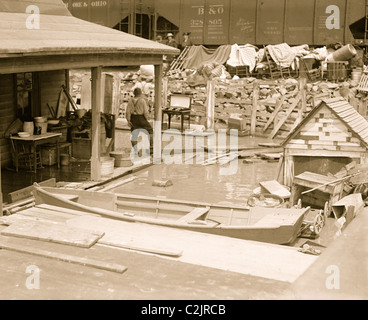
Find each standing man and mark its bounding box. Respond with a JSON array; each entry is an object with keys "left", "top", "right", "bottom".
[
  {"left": 181, "top": 32, "right": 193, "bottom": 50},
  {"left": 126, "top": 87, "right": 153, "bottom": 157},
  {"left": 165, "top": 33, "right": 178, "bottom": 70},
  {"left": 166, "top": 33, "right": 178, "bottom": 48}
]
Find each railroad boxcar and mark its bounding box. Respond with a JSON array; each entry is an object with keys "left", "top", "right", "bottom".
[{"left": 62, "top": 0, "right": 368, "bottom": 46}]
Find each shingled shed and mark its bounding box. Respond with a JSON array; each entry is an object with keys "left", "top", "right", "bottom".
[{"left": 282, "top": 97, "right": 368, "bottom": 187}]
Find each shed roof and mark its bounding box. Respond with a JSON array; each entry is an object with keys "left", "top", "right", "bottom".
[
  {"left": 0, "top": 0, "right": 179, "bottom": 58},
  {"left": 283, "top": 97, "right": 368, "bottom": 148}
]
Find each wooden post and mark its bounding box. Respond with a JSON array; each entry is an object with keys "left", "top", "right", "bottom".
[
  {"left": 0, "top": 151, "right": 3, "bottom": 216},
  {"left": 91, "top": 67, "right": 103, "bottom": 181},
  {"left": 297, "top": 78, "right": 307, "bottom": 123},
  {"left": 153, "top": 64, "right": 163, "bottom": 163},
  {"left": 284, "top": 152, "right": 294, "bottom": 187},
  {"left": 81, "top": 73, "right": 92, "bottom": 111},
  {"left": 206, "top": 80, "right": 215, "bottom": 130},
  {"left": 163, "top": 77, "right": 168, "bottom": 108},
  {"left": 65, "top": 69, "right": 70, "bottom": 112},
  {"left": 251, "top": 81, "right": 258, "bottom": 136}
]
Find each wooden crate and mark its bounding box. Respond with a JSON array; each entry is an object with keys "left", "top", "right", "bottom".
[
  {"left": 41, "top": 143, "right": 72, "bottom": 166},
  {"left": 48, "top": 125, "right": 69, "bottom": 143},
  {"left": 72, "top": 138, "right": 91, "bottom": 160},
  {"left": 326, "top": 61, "right": 349, "bottom": 82},
  {"left": 357, "top": 73, "right": 368, "bottom": 92},
  {"left": 227, "top": 65, "right": 250, "bottom": 78}
]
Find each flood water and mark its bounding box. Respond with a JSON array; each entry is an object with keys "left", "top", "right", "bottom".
[{"left": 113, "top": 159, "right": 279, "bottom": 207}]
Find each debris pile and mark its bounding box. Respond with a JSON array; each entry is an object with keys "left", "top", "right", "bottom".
[{"left": 67, "top": 42, "right": 368, "bottom": 139}]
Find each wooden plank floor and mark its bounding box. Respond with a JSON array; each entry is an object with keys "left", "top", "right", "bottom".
[
  {"left": 0, "top": 225, "right": 290, "bottom": 300},
  {"left": 0, "top": 204, "right": 318, "bottom": 300},
  {"left": 1, "top": 204, "right": 365, "bottom": 299}
]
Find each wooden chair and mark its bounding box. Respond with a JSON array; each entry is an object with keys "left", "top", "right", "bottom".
[
  {"left": 301, "top": 58, "right": 321, "bottom": 82},
  {"left": 10, "top": 138, "right": 42, "bottom": 172},
  {"left": 264, "top": 47, "right": 291, "bottom": 79}
]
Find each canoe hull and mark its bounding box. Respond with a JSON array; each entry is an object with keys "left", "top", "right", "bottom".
[{"left": 32, "top": 185, "right": 308, "bottom": 245}]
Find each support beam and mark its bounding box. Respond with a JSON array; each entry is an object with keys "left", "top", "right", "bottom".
[
  {"left": 0, "top": 152, "right": 3, "bottom": 216},
  {"left": 91, "top": 67, "right": 103, "bottom": 181},
  {"left": 153, "top": 64, "right": 163, "bottom": 163},
  {"left": 0, "top": 54, "right": 163, "bottom": 75},
  {"left": 251, "top": 81, "right": 259, "bottom": 136},
  {"left": 206, "top": 80, "right": 215, "bottom": 130}
]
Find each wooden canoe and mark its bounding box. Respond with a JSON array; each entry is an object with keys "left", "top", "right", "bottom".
[{"left": 32, "top": 185, "right": 310, "bottom": 245}]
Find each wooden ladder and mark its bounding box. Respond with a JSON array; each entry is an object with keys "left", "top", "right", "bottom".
[{"left": 169, "top": 45, "right": 191, "bottom": 72}]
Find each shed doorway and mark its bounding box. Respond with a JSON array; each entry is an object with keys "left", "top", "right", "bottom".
[{"left": 293, "top": 156, "right": 354, "bottom": 177}]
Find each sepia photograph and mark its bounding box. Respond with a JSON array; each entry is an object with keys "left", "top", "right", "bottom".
[{"left": 0, "top": 0, "right": 367, "bottom": 304}]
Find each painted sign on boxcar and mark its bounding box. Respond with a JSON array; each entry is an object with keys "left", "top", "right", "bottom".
[
  {"left": 203, "top": 0, "right": 230, "bottom": 45},
  {"left": 256, "top": 0, "right": 285, "bottom": 44},
  {"left": 229, "top": 0, "right": 257, "bottom": 45}
]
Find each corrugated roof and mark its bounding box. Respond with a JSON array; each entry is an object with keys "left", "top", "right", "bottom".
[
  {"left": 0, "top": 0, "right": 179, "bottom": 57},
  {"left": 284, "top": 97, "right": 368, "bottom": 148}
]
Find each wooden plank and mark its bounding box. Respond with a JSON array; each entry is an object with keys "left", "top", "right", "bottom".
[
  {"left": 66, "top": 215, "right": 317, "bottom": 283},
  {"left": 0, "top": 238, "right": 127, "bottom": 274},
  {"left": 1, "top": 220, "right": 104, "bottom": 248},
  {"left": 8, "top": 178, "right": 57, "bottom": 203},
  {"left": 259, "top": 180, "right": 291, "bottom": 199},
  {"left": 286, "top": 144, "right": 309, "bottom": 149},
  {"left": 326, "top": 97, "right": 346, "bottom": 104},
  {"left": 263, "top": 96, "right": 285, "bottom": 132},
  {"left": 310, "top": 145, "right": 337, "bottom": 151},
  {"left": 250, "top": 82, "right": 258, "bottom": 135},
  {"left": 307, "top": 140, "right": 335, "bottom": 146},
  {"left": 176, "top": 207, "right": 210, "bottom": 223},
  {"left": 19, "top": 207, "right": 80, "bottom": 222},
  {"left": 35, "top": 204, "right": 99, "bottom": 217},
  {"left": 269, "top": 96, "right": 301, "bottom": 139},
  {"left": 332, "top": 104, "right": 354, "bottom": 112},
  {"left": 98, "top": 240, "right": 183, "bottom": 258}
]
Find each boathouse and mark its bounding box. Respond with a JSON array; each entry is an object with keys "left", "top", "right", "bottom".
[{"left": 282, "top": 97, "right": 368, "bottom": 187}]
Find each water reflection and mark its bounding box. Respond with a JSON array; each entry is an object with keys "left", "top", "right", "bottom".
[{"left": 113, "top": 160, "right": 279, "bottom": 207}]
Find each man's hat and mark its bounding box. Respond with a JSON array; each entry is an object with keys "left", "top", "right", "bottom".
[
  {"left": 167, "top": 33, "right": 174, "bottom": 37},
  {"left": 183, "top": 32, "right": 191, "bottom": 36}
]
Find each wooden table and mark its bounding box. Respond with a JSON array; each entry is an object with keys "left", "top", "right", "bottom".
[
  {"left": 162, "top": 108, "right": 191, "bottom": 133},
  {"left": 10, "top": 132, "right": 62, "bottom": 173}
]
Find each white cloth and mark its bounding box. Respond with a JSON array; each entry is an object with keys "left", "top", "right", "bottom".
[
  {"left": 227, "top": 44, "right": 258, "bottom": 72},
  {"left": 266, "top": 43, "right": 309, "bottom": 68}
]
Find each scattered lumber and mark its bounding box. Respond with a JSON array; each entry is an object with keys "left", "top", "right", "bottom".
[
  {"left": 1, "top": 220, "right": 105, "bottom": 248},
  {"left": 98, "top": 240, "right": 183, "bottom": 258},
  {"left": 8, "top": 178, "right": 56, "bottom": 203},
  {"left": 102, "top": 176, "right": 137, "bottom": 191},
  {"left": 67, "top": 215, "right": 184, "bottom": 258},
  {"left": 259, "top": 180, "right": 291, "bottom": 199},
  {"left": 0, "top": 239, "right": 127, "bottom": 274}
]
